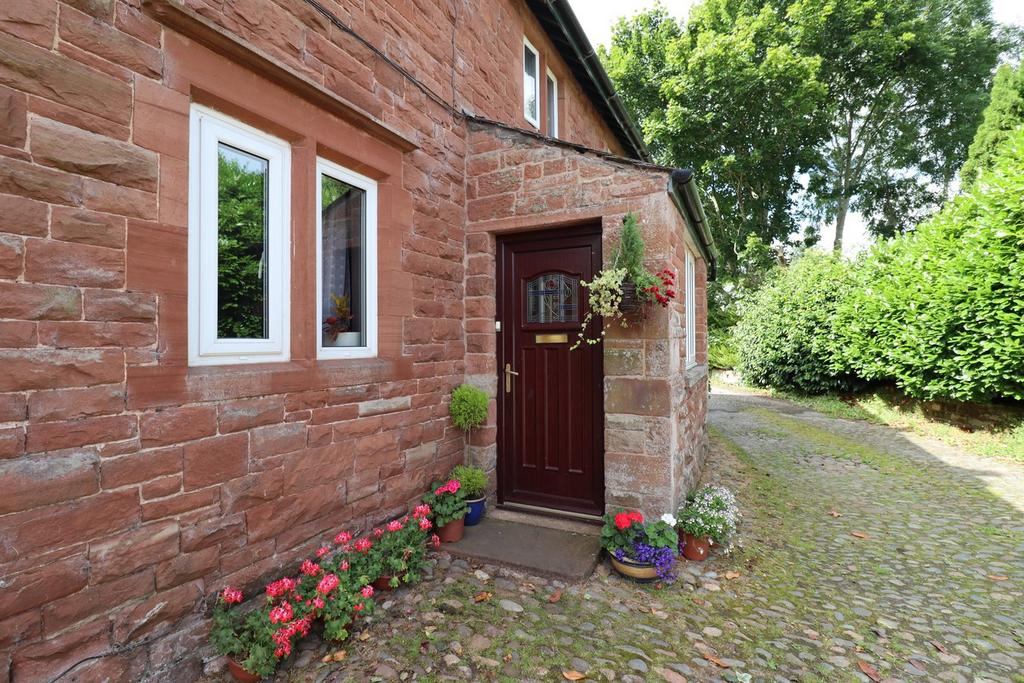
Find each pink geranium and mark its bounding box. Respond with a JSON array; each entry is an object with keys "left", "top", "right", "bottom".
[
  {"left": 334, "top": 530, "right": 352, "bottom": 545},
  {"left": 360, "top": 585, "right": 374, "bottom": 598},
  {"left": 269, "top": 601, "right": 294, "bottom": 624},
  {"left": 300, "top": 559, "right": 321, "bottom": 576},
  {"left": 316, "top": 573, "right": 340, "bottom": 594},
  {"left": 220, "top": 587, "right": 243, "bottom": 604},
  {"left": 386, "top": 519, "right": 403, "bottom": 532},
  {"left": 316, "top": 545, "right": 330, "bottom": 558},
  {"left": 265, "top": 577, "right": 296, "bottom": 599}
]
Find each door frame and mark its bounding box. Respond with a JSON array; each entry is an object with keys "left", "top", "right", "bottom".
[{"left": 494, "top": 223, "right": 605, "bottom": 516}]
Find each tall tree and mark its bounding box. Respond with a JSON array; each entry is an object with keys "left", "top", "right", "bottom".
[
  {"left": 602, "top": 1, "right": 828, "bottom": 279},
  {"left": 960, "top": 63, "right": 1024, "bottom": 187},
  {"left": 789, "top": 0, "right": 1003, "bottom": 247}
]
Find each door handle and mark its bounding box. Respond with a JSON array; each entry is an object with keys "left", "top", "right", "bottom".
[{"left": 504, "top": 363, "right": 519, "bottom": 394}]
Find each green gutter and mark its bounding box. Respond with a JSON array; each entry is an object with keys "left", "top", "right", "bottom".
[
  {"left": 668, "top": 169, "right": 718, "bottom": 280},
  {"left": 541, "top": 0, "right": 650, "bottom": 161}
]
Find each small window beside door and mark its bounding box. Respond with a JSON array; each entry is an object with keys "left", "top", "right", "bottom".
[
  {"left": 546, "top": 69, "right": 558, "bottom": 138},
  {"left": 523, "top": 37, "right": 540, "bottom": 128},
  {"left": 685, "top": 250, "right": 697, "bottom": 367},
  {"left": 317, "top": 158, "right": 378, "bottom": 359},
  {"left": 188, "top": 104, "right": 291, "bottom": 366}
]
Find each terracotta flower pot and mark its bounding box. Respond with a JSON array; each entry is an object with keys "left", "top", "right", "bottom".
[
  {"left": 372, "top": 575, "right": 397, "bottom": 591},
  {"left": 609, "top": 555, "right": 659, "bottom": 582},
  {"left": 227, "top": 658, "right": 262, "bottom": 683},
  {"left": 436, "top": 517, "right": 465, "bottom": 543},
  {"left": 681, "top": 533, "right": 711, "bottom": 561}
]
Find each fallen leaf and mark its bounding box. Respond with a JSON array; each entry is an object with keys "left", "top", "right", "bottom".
[
  {"left": 857, "top": 660, "right": 881, "bottom": 682},
  {"left": 358, "top": 631, "right": 370, "bottom": 641},
  {"left": 424, "top": 626, "right": 436, "bottom": 636},
  {"left": 522, "top": 582, "right": 537, "bottom": 593},
  {"left": 724, "top": 571, "right": 741, "bottom": 580},
  {"left": 692, "top": 597, "right": 706, "bottom": 606},
  {"left": 850, "top": 531, "right": 871, "bottom": 539},
  {"left": 548, "top": 589, "right": 562, "bottom": 603},
  {"left": 330, "top": 650, "right": 347, "bottom": 662},
  {"left": 503, "top": 653, "right": 513, "bottom": 663},
  {"left": 930, "top": 640, "right": 948, "bottom": 654},
  {"left": 321, "top": 654, "right": 332, "bottom": 664},
  {"left": 986, "top": 575, "right": 1009, "bottom": 581},
  {"left": 473, "top": 591, "right": 493, "bottom": 602},
  {"left": 828, "top": 509, "right": 843, "bottom": 517},
  {"left": 703, "top": 653, "right": 730, "bottom": 668},
  {"left": 909, "top": 658, "right": 927, "bottom": 671},
  {"left": 562, "top": 670, "right": 586, "bottom": 680}
]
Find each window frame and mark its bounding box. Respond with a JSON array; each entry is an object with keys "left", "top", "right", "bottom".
[
  {"left": 545, "top": 68, "right": 559, "bottom": 137},
  {"left": 315, "top": 156, "right": 378, "bottom": 360},
  {"left": 523, "top": 36, "right": 541, "bottom": 128},
  {"left": 187, "top": 104, "right": 292, "bottom": 367},
  {"left": 685, "top": 250, "right": 697, "bottom": 368}
]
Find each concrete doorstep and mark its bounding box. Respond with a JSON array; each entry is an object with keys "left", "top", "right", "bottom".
[{"left": 444, "top": 515, "right": 603, "bottom": 580}]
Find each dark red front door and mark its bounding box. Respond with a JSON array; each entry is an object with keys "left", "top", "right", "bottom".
[{"left": 496, "top": 226, "right": 604, "bottom": 516}]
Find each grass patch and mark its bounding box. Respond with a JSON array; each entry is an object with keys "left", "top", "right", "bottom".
[{"left": 713, "top": 372, "right": 1024, "bottom": 462}]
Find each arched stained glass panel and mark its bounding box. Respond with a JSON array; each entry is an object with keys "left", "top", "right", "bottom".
[{"left": 526, "top": 273, "right": 578, "bottom": 324}]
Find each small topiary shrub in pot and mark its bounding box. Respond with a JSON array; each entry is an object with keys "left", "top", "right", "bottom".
[
  {"left": 450, "top": 384, "right": 489, "bottom": 432},
  {"left": 676, "top": 485, "right": 739, "bottom": 561},
  {"left": 450, "top": 464, "right": 489, "bottom": 526}
]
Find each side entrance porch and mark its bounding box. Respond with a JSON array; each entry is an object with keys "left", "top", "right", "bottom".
[{"left": 461, "top": 119, "right": 715, "bottom": 521}]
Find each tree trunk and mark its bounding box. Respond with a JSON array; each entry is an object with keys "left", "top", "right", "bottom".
[{"left": 833, "top": 195, "right": 850, "bottom": 253}]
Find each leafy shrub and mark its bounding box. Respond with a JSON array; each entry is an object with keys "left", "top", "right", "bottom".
[
  {"left": 833, "top": 130, "right": 1024, "bottom": 402},
  {"left": 449, "top": 384, "right": 488, "bottom": 431},
  {"left": 708, "top": 327, "right": 739, "bottom": 369},
  {"left": 449, "top": 464, "right": 488, "bottom": 499},
  {"left": 734, "top": 252, "right": 860, "bottom": 394}
]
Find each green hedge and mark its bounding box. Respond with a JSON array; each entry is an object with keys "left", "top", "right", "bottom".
[
  {"left": 734, "top": 252, "right": 860, "bottom": 394},
  {"left": 737, "top": 129, "right": 1024, "bottom": 402}
]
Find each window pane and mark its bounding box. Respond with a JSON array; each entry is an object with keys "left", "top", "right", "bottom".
[
  {"left": 546, "top": 75, "right": 557, "bottom": 136},
  {"left": 524, "top": 45, "right": 538, "bottom": 122},
  {"left": 217, "top": 143, "right": 269, "bottom": 339},
  {"left": 526, "top": 273, "right": 578, "bottom": 324},
  {"left": 321, "top": 174, "right": 366, "bottom": 348}
]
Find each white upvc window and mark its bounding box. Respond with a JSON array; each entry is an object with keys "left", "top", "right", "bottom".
[
  {"left": 316, "top": 157, "right": 378, "bottom": 360},
  {"left": 685, "top": 250, "right": 697, "bottom": 368},
  {"left": 545, "top": 68, "right": 558, "bottom": 137},
  {"left": 523, "top": 37, "right": 540, "bottom": 128},
  {"left": 188, "top": 104, "right": 291, "bottom": 366}
]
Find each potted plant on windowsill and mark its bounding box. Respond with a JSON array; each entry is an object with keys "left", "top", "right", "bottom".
[
  {"left": 422, "top": 479, "right": 468, "bottom": 543},
  {"left": 676, "top": 485, "right": 739, "bottom": 561},
  {"left": 572, "top": 213, "right": 676, "bottom": 350},
  {"left": 450, "top": 464, "right": 488, "bottom": 526},
  {"left": 323, "top": 293, "right": 358, "bottom": 347},
  {"left": 601, "top": 511, "right": 679, "bottom": 582}
]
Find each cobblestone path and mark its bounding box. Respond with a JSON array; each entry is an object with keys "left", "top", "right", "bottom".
[{"left": 217, "top": 389, "right": 1024, "bottom": 682}]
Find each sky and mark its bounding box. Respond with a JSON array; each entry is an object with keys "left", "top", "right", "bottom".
[{"left": 567, "top": 0, "right": 1024, "bottom": 257}]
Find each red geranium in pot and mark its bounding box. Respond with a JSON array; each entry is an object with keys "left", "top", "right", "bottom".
[{"left": 421, "top": 479, "right": 468, "bottom": 542}]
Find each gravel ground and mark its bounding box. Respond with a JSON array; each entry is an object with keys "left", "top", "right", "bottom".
[{"left": 207, "top": 388, "right": 1024, "bottom": 682}]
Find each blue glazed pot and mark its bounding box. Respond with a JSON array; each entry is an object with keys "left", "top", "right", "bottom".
[{"left": 464, "top": 497, "right": 486, "bottom": 526}]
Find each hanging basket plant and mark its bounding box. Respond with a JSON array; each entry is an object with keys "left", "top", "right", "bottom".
[{"left": 572, "top": 213, "right": 676, "bottom": 350}]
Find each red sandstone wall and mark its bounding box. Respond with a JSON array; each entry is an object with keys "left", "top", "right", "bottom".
[
  {"left": 0, "top": 0, "right": 646, "bottom": 679},
  {"left": 463, "top": 122, "right": 711, "bottom": 515}
]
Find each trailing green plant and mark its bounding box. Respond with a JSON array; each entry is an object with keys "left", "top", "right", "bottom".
[
  {"left": 362, "top": 512, "right": 434, "bottom": 588},
  {"left": 449, "top": 384, "right": 488, "bottom": 432},
  {"left": 734, "top": 251, "right": 860, "bottom": 394},
  {"left": 449, "top": 464, "right": 487, "bottom": 500}
]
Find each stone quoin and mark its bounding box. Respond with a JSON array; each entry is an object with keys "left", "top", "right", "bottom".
[{"left": 0, "top": 0, "right": 715, "bottom": 680}]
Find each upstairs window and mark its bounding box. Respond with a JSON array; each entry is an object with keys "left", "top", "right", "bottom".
[
  {"left": 523, "top": 37, "right": 540, "bottom": 128},
  {"left": 317, "top": 158, "right": 378, "bottom": 359},
  {"left": 685, "top": 250, "right": 697, "bottom": 367},
  {"left": 546, "top": 69, "right": 558, "bottom": 137},
  {"left": 188, "top": 104, "right": 291, "bottom": 366}
]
